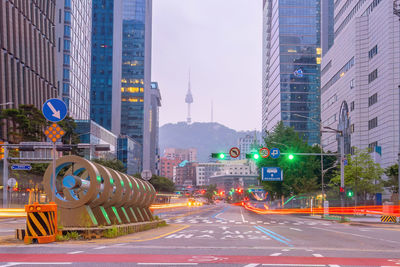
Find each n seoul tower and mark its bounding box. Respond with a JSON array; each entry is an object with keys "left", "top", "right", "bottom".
[{"left": 185, "top": 72, "right": 194, "bottom": 124}]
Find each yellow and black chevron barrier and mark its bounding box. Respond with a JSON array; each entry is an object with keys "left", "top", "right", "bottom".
[
  {"left": 380, "top": 215, "right": 397, "bottom": 223},
  {"left": 24, "top": 202, "right": 57, "bottom": 244}
]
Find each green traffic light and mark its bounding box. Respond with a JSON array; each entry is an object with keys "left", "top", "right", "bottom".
[
  {"left": 347, "top": 190, "right": 354, "bottom": 197},
  {"left": 253, "top": 154, "right": 259, "bottom": 160},
  {"left": 219, "top": 153, "right": 225, "bottom": 159},
  {"left": 288, "top": 154, "right": 294, "bottom": 160}
]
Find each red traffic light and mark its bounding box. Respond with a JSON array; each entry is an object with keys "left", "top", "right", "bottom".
[{"left": 339, "top": 187, "right": 345, "bottom": 193}]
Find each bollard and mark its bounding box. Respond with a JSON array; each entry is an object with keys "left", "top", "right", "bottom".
[
  {"left": 42, "top": 156, "right": 156, "bottom": 228},
  {"left": 24, "top": 202, "right": 57, "bottom": 244}
]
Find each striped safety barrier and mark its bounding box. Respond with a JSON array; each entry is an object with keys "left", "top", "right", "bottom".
[
  {"left": 24, "top": 202, "right": 57, "bottom": 244},
  {"left": 380, "top": 215, "right": 397, "bottom": 223}
]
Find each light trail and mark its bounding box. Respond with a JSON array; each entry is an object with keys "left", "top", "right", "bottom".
[{"left": 242, "top": 202, "right": 400, "bottom": 216}]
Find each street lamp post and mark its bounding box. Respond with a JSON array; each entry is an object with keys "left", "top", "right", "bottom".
[{"left": 292, "top": 114, "right": 325, "bottom": 211}]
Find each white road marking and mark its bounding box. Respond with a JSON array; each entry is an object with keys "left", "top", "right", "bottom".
[
  {"left": 93, "top": 246, "right": 107, "bottom": 250},
  {"left": 235, "top": 222, "right": 242, "bottom": 224},
  {"left": 257, "top": 221, "right": 263, "bottom": 223},
  {"left": 270, "top": 253, "right": 282, "bottom": 256},
  {"left": 0, "top": 263, "right": 72, "bottom": 267},
  {"left": 264, "top": 222, "right": 270, "bottom": 224},
  {"left": 67, "top": 251, "right": 84, "bottom": 254},
  {"left": 138, "top": 263, "right": 198, "bottom": 266},
  {"left": 328, "top": 265, "right": 341, "bottom": 267},
  {"left": 240, "top": 207, "right": 247, "bottom": 223},
  {"left": 281, "top": 249, "right": 290, "bottom": 251},
  {"left": 262, "top": 264, "right": 325, "bottom": 266},
  {"left": 290, "top": 228, "right": 302, "bottom": 232},
  {"left": 243, "top": 264, "right": 259, "bottom": 267},
  {"left": 312, "top": 254, "right": 323, "bottom": 257},
  {"left": 229, "top": 220, "right": 235, "bottom": 223},
  {"left": 250, "top": 222, "right": 256, "bottom": 224}
]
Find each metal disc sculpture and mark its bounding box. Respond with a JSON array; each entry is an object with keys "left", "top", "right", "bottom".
[{"left": 43, "top": 156, "right": 156, "bottom": 227}]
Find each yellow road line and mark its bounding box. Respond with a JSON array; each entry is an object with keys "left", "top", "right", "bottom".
[{"left": 129, "top": 224, "right": 190, "bottom": 242}]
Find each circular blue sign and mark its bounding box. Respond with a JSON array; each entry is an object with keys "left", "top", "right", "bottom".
[
  {"left": 269, "top": 148, "right": 281, "bottom": 159},
  {"left": 42, "top": 98, "right": 68, "bottom": 122}
]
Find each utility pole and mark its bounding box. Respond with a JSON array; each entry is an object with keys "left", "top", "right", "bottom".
[
  {"left": 340, "top": 134, "right": 345, "bottom": 222},
  {"left": 394, "top": 0, "right": 400, "bottom": 205}
]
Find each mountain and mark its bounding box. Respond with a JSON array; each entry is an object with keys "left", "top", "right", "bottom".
[{"left": 159, "top": 122, "right": 261, "bottom": 162}]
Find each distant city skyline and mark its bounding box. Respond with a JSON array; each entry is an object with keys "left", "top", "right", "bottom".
[{"left": 152, "top": 0, "right": 262, "bottom": 132}]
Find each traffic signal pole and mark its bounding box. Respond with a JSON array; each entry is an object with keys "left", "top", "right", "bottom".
[{"left": 2, "top": 142, "right": 8, "bottom": 208}]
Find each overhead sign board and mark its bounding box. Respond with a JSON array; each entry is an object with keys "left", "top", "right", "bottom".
[
  {"left": 11, "top": 164, "right": 32, "bottom": 171},
  {"left": 229, "top": 147, "right": 240, "bottom": 158},
  {"left": 42, "top": 98, "right": 68, "bottom": 122},
  {"left": 261, "top": 167, "right": 283, "bottom": 181},
  {"left": 269, "top": 148, "right": 281, "bottom": 159}
]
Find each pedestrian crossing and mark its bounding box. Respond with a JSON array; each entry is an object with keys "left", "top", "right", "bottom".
[{"left": 162, "top": 216, "right": 333, "bottom": 226}]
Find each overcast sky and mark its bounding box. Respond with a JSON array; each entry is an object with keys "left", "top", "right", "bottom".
[{"left": 152, "top": 0, "right": 262, "bottom": 132}]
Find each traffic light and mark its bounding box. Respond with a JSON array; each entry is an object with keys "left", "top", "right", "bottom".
[
  {"left": 211, "top": 153, "right": 225, "bottom": 159},
  {"left": 0, "top": 142, "right": 4, "bottom": 160},
  {"left": 246, "top": 153, "right": 260, "bottom": 160},
  {"left": 339, "top": 186, "right": 345, "bottom": 193},
  {"left": 346, "top": 189, "right": 354, "bottom": 197},
  {"left": 288, "top": 154, "right": 294, "bottom": 160}
]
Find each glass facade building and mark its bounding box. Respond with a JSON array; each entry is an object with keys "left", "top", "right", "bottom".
[
  {"left": 120, "top": 0, "right": 147, "bottom": 144},
  {"left": 56, "top": 0, "right": 92, "bottom": 120},
  {"left": 90, "top": 0, "right": 122, "bottom": 134},
  {"left": 118, "top": 135, "right": 142, "bottom": 175},
  {"left": 262, "top": 0, "right": 321, "bottom": 145}
]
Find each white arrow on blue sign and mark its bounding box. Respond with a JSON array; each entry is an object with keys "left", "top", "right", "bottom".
[
  {"left": 42, "top": 98, "right": 68, "bottom": 122},
  {"left": 11, "top": 164, "right": 32, "bottom": 171},
  {"left": 261, "top": 167, "right": 283, "bottom": 181},
  {"left": 269, "top": 148, "right": 280, "bottom": 159}
]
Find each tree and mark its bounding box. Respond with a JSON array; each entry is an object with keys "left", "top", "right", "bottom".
[
  {"left": 92, "top": 158, "right": 126, "bottom": 173},
  {"left": 328, "top": 148, "right": 384, "bottom": 203},
  {"left": 384, "top": 164, "right": 399, "bottom": 194},
  {"left": 149, "top": 175, "right": 175, "bottom": 193},
  {"left": 0, "top": 105, "right": 47, "bottom": 143},
  {"left": 205, "top": 184, "right": 217, "bottom": 204},
  {"left": 259, "top": 122, "right": 328, "bottom": 198}
]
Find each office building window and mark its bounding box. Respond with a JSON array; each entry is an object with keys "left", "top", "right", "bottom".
[
  {"left": 350, "top": 124, "right": 355, "bottom": 133},
  {"left": 350, "top": 78, "right": 355, "bottom": 89},
  {"left": 368, "top": 69, "right": 378, "bottom": 83},
  {"left": 368, "top": 117, "right": 378, "bottom": 130},
  {"left": 368, "top": 93, "right": 377, "bottom": 107},
  {"left": 368, "top": 141, "right": 378, "bottom": 152},
  {"left": 350, "top": 101, "right": 355, "bottom": 111},
  {"left": 368, "top": 45, "right": 378, "bottom": 59}
]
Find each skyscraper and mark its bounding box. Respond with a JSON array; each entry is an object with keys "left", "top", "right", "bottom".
[
  {"left": 120, "top": 0, "right": 153, "bottom": 173},
  {"left": 55, "top": 0, "right": 92, "bottom": 120},
  {"left": 0, "top": 0, "right": 58, "bottom": 140},
  {"left": 262, "top": 0, "right": 321, "bottom": 145},
  {"left": 321, "top": 0, "right": 334, "bottom": 56},
  {"left": 90, "top": 0, "right": 122, "bottom": 134}
]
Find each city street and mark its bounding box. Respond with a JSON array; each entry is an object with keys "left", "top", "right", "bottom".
[{"left": 0, "top": 203, "right": 399, "bottom": 266}]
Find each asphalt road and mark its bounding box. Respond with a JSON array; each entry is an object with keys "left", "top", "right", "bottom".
[{"left": 0, "top": 202, "right": 400, "bottom": 266}]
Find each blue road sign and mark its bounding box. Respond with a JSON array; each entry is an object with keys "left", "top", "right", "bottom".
[
  {"left": 269, "top": 148, "right": 280, "bottom": 159},
  {"left": 42, "top": 98, "right": 67, "bottom": 122},
  {"left": 11, "top": 164, "right": 32, "bottom": 171},
  {"left": 261, "top": 167, "right": 283, "bottom": 181}
]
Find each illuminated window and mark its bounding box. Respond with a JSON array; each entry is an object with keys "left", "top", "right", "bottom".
[
  {"left": 140, "top": 88, "right": 144, "bottom": 92},
  {"left": 121, "top": 79, "right": 127, "bottom": 83},
  {"left": 121, "top": 88, "right": 124, "bottom": 92},
  {"left": 316, "top": 48, "right": 322, "bottom": 55},
  {"left": 316, "top": 57, "right": 321, "bottom": 64}
]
